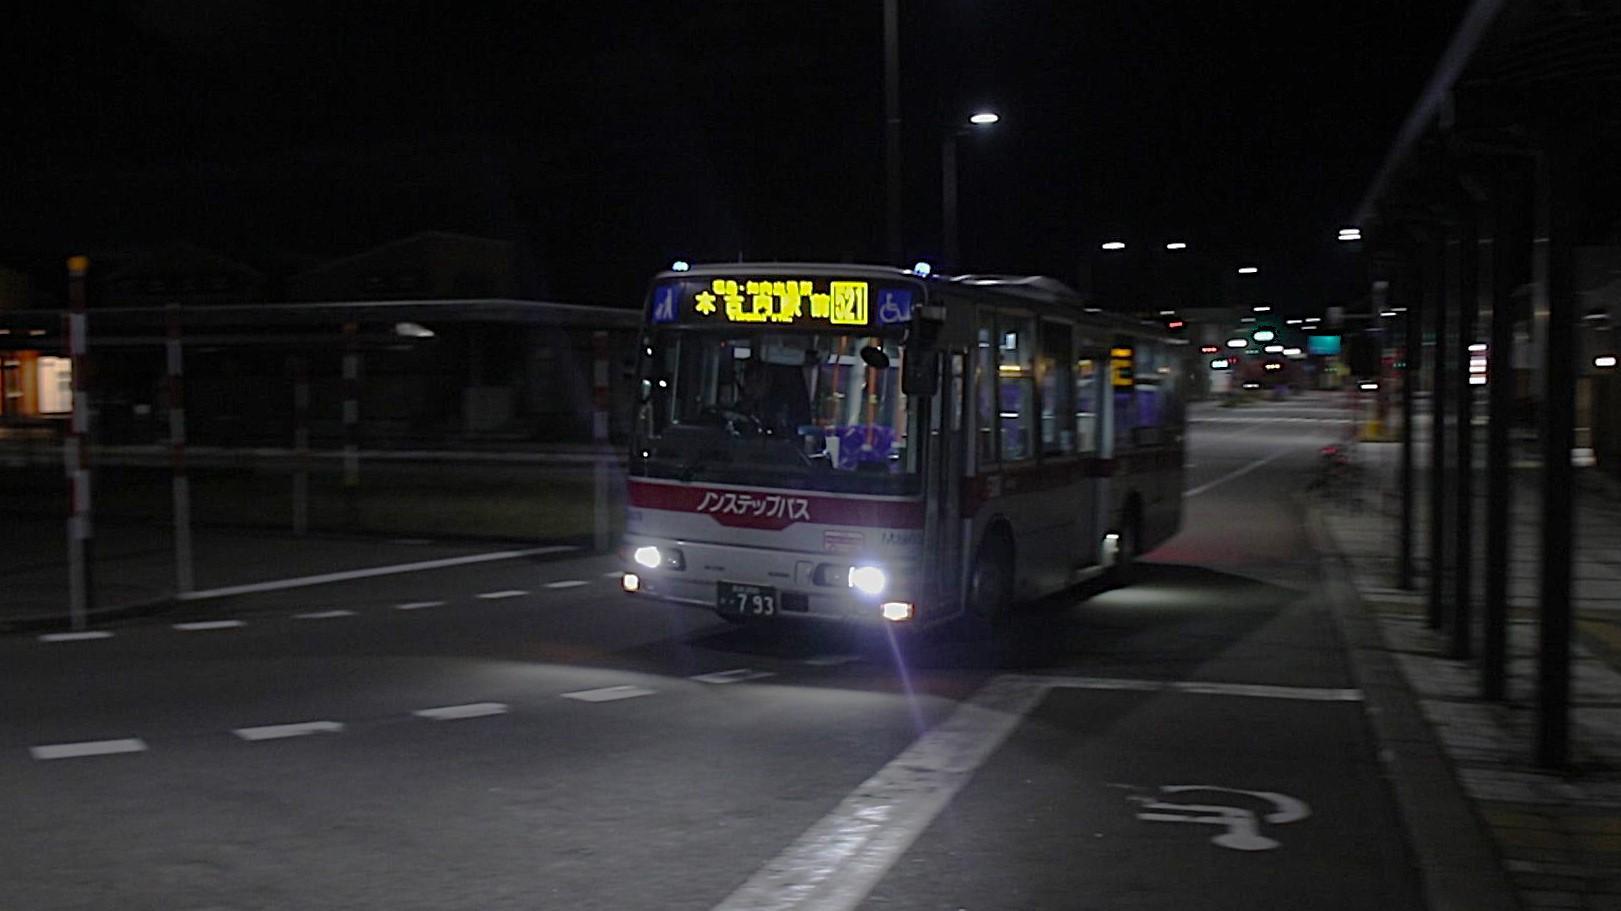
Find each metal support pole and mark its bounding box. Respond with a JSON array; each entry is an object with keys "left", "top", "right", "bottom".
[
  {"left": 883, "top": 0, "right": 902, "bottom": 265},
  {"left": 1400, "top": 254, "right": 1420, "bottom": 590},
  {"left": 1537, "top": 138, "right": 1574, "bottom": 769},
  {"left": 591, "top": 330, "right": 612, "bottom": 553},
  {"left": 63, "top": 255, "right": 93, "bottom": 629},
  {"left": 1483, "top": 171, "right": 1515, "bottom": 701},
  {"left": 941, "top": 135, "right": 959, "bottom": 269},
  {"left": 292, "top": 355, "right": 310, "bottom": 536},
  {"left": 1450, "top": 209, "right": 1478, "bottom": 659},
  {"left": 341, "top": 322, "right": 360, "bottom": 528},
  {"left": 1428, "top": 236, "right": 1449, "bottom": 630},
  {"left": 165, "top": 303, "right": 193, "bottom": 596}
]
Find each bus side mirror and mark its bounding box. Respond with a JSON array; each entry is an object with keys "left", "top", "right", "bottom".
[{"left": 902, "top": 352, "right": 939, "bottom": 396}]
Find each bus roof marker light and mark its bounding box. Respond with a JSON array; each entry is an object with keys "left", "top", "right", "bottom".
[
  {"left": 1596, "top": 355, "right": 1618, "bottom": 369},
  {"left": 1165, "top": 242, "right": 1187, "bottom": 250},
  {"left": 1237, "top": 266, "right": 1259, "bottom": 274},
  {"left": 1253, "top": 305, "right": 1271, "bottom": 313},
  {"left": 1100, "top": 241, "right": 1126, "bottom": 251},
  {"left": 968, "top": 111, "right": 1000, "bottom": 125},
  {"left": 671, "top": 260, "right": 690, "bottom": 272},
  {"left": 911, "top": 261, "right": 932, "bottom": 277}
]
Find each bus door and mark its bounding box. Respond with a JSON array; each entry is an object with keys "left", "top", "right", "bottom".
[{"left": 923, "top": 350, "right": 967, "bottom": 617}]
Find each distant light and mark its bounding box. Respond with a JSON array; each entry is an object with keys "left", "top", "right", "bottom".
[
  {"left": 1209, "top": 358, "right": 1231, "bottom": 370},
  {"left": 1167, "top": 320, "right": 1185, "bottom": 329},
  {"left": 1264, "top": 363, "right": 1282, "bottom": 371},
  {"left": 621, "top": 572, "right": 640, "bottom": 593},
  {"left": 968, "top": 111, "right": 1000, "bottom": 125},
  {"left": 1338, "top": 230, "right": 1362, "bottom": 242},
  {"left": 1359, "top": 382, "right": 1379, "bottom": 391},
  {"left": 912, "top": 260, "right": 932, "bottom": 277},
  {"left": 1468, "top": 343, "right": 1488, "bottom": 352},
  {"left": 1597, "top": 355, "right": 1618, "bottom": 369},
  {"left": 1158, "top": 309, "right": 1176, "bottom": 316},
  {"left": 394, "top": 322, "right": 434, "bottom": 338},
  {"left": 1283, "top": 347, "right": 1303, "bottom": 357},
  {"left": 1253, "top": 329, "right": 1276, "bottom": 342},
  {"left": 671, "top": 260, "right": 690, "bottom": 272},
  {"left": 1165, "top": 242, "right": 1187, "bottom": 251},
  {"left": 1226, "top": 338, "right": 1247, "bottom": 348},
  {"left": 1305, "top": 317, "right": 1321, "bottom": 324},
  {"left": 1200, "top": 345, "right": 1219, "bottom": 354},
  {"left": 1380, "top": 311, "right": 1399, "bottom": 318},
  {"left": 1286, "top": 318, "right": 1303, "bottom": 325},
  {"left": 1264, "top": 344, "right": 1284, "bottom": 353},
  {"left": 880, "top": 601, "right": 915, "bottom": 622},
  {"left": 1469, "top": 375, "right": 1488, "bottom": 385},
  {"left": 1101, "top": 241, "right": 1126, "bottom": 251},
  {"left": 1237, "top": 266, "right": 1259, "bottom": 274},
  {"left": 1240, "top": 317, "right": 1256, "bottom": 323},
  {"left": 1253, "top": 305, "right": 1271, "bottom": 312}
]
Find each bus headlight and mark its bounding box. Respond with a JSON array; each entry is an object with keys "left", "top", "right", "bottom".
[
  {"left": 880, "top": 601, "right": 915, "bottom": 622},
  {"left": 633, "top": 546, "right": 663, "bottom": 569},
  {"left": 848, "top": 565, "right": 888, "bottom": 596}
]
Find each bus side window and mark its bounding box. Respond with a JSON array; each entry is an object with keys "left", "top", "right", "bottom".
[
  {"left": 997, "top": 314, "right": 1035, "bottom": 462},
  {"left": 975, "top": 316, "right": 998, "bottom": 466},
  {"left": 1075, "top": 350, "right": 1100, "bottom": 456},
  {"left": 1039, "top": 320, "right": 1073, "bottom": 456}
]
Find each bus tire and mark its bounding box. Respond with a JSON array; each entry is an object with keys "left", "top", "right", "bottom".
[
  {"left": 964, "top": 530, "right": 1014, "bottom": 636},
  {"left": 1108, "top": 500, "right": 1143, "bottom": 587}
]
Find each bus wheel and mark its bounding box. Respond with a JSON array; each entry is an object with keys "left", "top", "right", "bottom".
[
  {"left": 1107, "top": 506, "right": 1142, "bottom": 586},
  {"left": 965, "top": 534, "right": 1013, "bottom": 635}
]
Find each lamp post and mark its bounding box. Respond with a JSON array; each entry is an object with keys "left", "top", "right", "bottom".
[
  {"left": 942, "top": 110, "right": 999, "bottom": 269},
  {"left": 884, "top": 0, "right": 902, "bottom": 264}
]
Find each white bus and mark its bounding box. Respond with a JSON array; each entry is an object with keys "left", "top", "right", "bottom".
[{"left": 621, "top": 263, "right": 1185, "bottom": 631}]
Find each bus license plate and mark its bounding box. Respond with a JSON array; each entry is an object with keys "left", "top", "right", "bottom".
[{"left": 719, "top": 583, "right": 778, "bottom": 617}]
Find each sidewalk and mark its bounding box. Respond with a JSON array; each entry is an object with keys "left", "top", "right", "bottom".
[{"left": 1318, "top": 454, "right": 1621, "bottom": 910}]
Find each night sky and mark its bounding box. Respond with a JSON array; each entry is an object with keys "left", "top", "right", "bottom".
[{"left": 2, "top": 1, "right": 1468, "bottom": 311}]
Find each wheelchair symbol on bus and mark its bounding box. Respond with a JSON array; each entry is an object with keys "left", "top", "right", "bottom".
[{"left": 876, "top": 290, "right": 912, "bottom": 325}]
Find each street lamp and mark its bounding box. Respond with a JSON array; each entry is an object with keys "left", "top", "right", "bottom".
[{"left": 942, "top": 110, "right": 999, "bottom": 268}]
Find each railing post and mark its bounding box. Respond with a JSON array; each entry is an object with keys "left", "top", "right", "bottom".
[
  {"left": 592, "top": 330, "right": 611, "bottom": 553},
  {"left": 166, "top": 302, "right": 193, "bottom": 596},
  {"left": 63, "top": 255, "right": 94, "bottom": 629}
]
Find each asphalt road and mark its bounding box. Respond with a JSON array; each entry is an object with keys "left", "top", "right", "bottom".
[{"left": 0, "top": 394, "right": 1424, "bottom": 911}]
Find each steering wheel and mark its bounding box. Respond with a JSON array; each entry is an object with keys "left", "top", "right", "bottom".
[{"left": 694, "top": 405, "right": 766, "bottom": 437}]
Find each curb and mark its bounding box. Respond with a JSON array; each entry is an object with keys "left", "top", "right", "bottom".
[{"left": 1306, "top": 505, "right": 1521, "bottom": 911}]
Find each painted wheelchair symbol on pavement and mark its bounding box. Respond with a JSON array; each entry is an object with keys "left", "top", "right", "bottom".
[{"left": 1127, "top": 785, "right": 1310, "bottom": 851}]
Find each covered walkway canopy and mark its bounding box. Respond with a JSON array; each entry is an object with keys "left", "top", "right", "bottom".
[{"left": 1355, "top": 0, "right": 1621, "bottom": 767}]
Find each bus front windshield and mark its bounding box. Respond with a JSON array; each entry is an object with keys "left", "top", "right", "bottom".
[{"left": 632, "top": 330, "right": 919, "bottom": 495}]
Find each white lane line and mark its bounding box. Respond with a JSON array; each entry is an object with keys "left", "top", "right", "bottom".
[
  {"left": 802, "top": 654, "right": 860, "bottom": 667},
  {"left": 603, "top": 570, "right": 624, "bottom": 578},
  {"left": 173, "top": 620, "right": 245, "bottom": 631},
  {"left": 1183, "top": 447, "right": 1296, "bottom": 498},
  {"left": 712, "top": 672, "right": 1364, "bottom": 911},
  {"left": 561, "top": 685, "right": 656, "bottom": 703},
  {"left": 232, "top": 721, "right": 345, "bottom": 741},
  {"left": 31, "top": 738, "right": 147, "bottom": 760},
  {"left": 711, "top": 674, "right": 1048, "bottom": 911},
  {"left": 294, "top": 609, "right": 356, "bottom": 620},
  {"left": 691, "top": 668, "right": 776, "bottom": 685},
  {"left": 477, "top": 589, "right": 528, "bottom": 600},
  {"left": 413, "top": 702, "right": 510, "bottom": 721},
  {"left": 176, "top": 545, "right": 577, "bottom": 601},
  {"left": 38, "top": 631, "right": 113, "bottom": 642},
  {"left": 393, "top": 600, "right": 445, "bottom": 611},
  {"left": 543, "top": 580, "right": 589, "bottom": 590},
  {"left": 1039, "top": 675, "right": 1363, "bottom": 702}
]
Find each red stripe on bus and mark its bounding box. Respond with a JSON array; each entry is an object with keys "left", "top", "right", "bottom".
[{"left": 628, "top": 479, "right": 924, "bottom": 531}]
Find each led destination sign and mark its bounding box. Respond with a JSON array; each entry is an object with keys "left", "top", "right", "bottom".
[{"left": 649, "top": 278, "right": 916, "bottom": 329}]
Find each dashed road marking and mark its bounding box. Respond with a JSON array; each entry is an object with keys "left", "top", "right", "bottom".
[
  {"left": 603, "top": 570, "right": 624, "bottom": 578},
  {"left": 413, "top": 702, "right": 510, "bottom": 721},
  {"left": 477, "top": 590, "right": 528, "bottom": 600},
  {"left": 174, "top": 620, "right": 245, "bottom": 631},
  {"left": 394, "top": 600, "right": 445, "bottom": 611},
  {"left": 233, "top": 721, "right": 345, "bottom": 741},
  {"left": 31, "top": 738, "right": 147, "bottom": 760},
  {"left": 294, "top": 610, "right": 356, "bottom": 620},
  {"left": 692, "top": 668, "right": 776, "bottom": 684},
  {"left": 561, "top": 685, "right": 656, "bottom": 703},
  {"left": 802, "top": 654, "right": 861, "bottom": 667},
  {"left": 38, "top": 631, "right": 113, "bottom": 642},
  {"left": 543, "top": 580, "right": 589, "bottom": 589}
]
